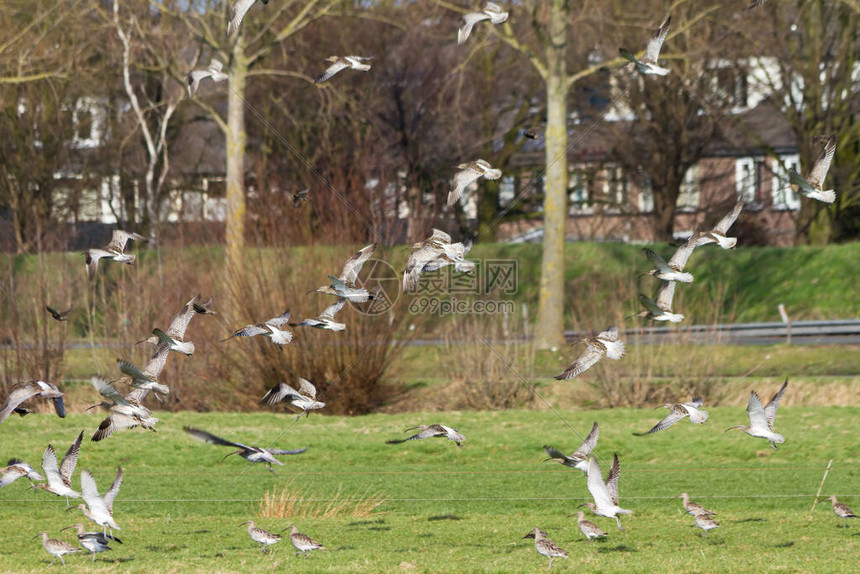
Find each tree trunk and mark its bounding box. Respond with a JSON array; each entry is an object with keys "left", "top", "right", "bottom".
[
  {"left": 534, "top": 0, "right": 568, "bottom": 350},
  {"left": 226, "top": 35, "right": 249, "bottom": 311}
]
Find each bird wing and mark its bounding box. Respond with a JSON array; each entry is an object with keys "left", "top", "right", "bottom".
[
  {"left": 209, "top": 59, "right": 224, "bottom": 73},
  {"left": 0, "top": 382, "right": 39, "bottom": 423},
  {"left": 297, "top": 377, "right": 317, "bottom": 399},
  {"left": 90, "top": 376, "right": 127, "bottom": 406},
  {"left": 644, "top": 17, "right": 671, "bottom": 63},
  {"left": 187, "top": 70, "right": 209, "bottom": 97},
  {"left": 642, "top": 248, "right": 672, "bottom": 273},
  {"left": 807, "top": 135, "right": 836, "bottom": 189},
  {"left": 448, "top": 166, "right": 483, "bottom": 207},
  {"left": 166, "top": 296, "right": 200, "bottom": 339},
  {"left": 117, "top": 359, "right": 148, "bottom": 383},
  {"left": 41, "top": 445, "right": 61, "bottom": 486},
  {"left": 554, "top": 342, "right": 605, "bottom": 380},
  {"left": 713, "top": 197, "right": 745, "bottom": 235},
  {"left": 596, "top": 325, "right": 619, "bottom": 342},
  {"left": 764, "top": 379, "right": 788, "bottom": 430},
  {"left": 92, "top": 413, "right": 138, "bottom": 442},
  {"left": 542, "top": 445, "right": 574, "bottom": 465},
  {"left": 80, "top": 470, "right": 109, "bottom": 516},
  {"left": 573, "top": 422, "right": 600, "bottom": 460},
  {"left": 414, "top": 426, "right": 446, "bottom": 440},
  {"left": 260, "top": 382, "right": 301, "bottom": 405},
  {"left": 638, "top": 293, "right": 665, "bottom": 316},
  {"left": 634, "top": 405, "right": 688, "bottom": 435},
  {"left": 403, "top": 245, "right": 444, "bottom": 291},
  {"left": 788, "top": 168, "right": 815, "bottom": 195},
  {"left": 316, "top": 60, "right": 349, "bottom": 83},
  {"left": 103, "top": 466, "right": 123, "bottom": 515},
  {"left": 666, "top": 236, "right": 698, "bottom": 270},
  {"left": 231, "top": 324, "right": 269, "bottom": 338},
  {"left": 586, "top": 457, "right": 614, "bottom": 509},
  {"left": 228, "top": 0, "right": 256, "bottom": 36},
  {"left": 319, "top": 297, "right": 347, "bottom": 321},
  {"left": 60, "top": 432, "right": 83, "bottom": 484},
  {"left": 339, "top": 243, "right": 376, "bottom": 284},
  {"left": 183, "top": 426, "right": 250, "bottom": 450},
  {"left": 429, "top": 228, "right": 453, "bottom": 244},
  {"left": 265, "top": 447, "right": 309, "bottom": 456},
  {"left": 107, "top": 229, "right": 142, "bottom": 253},
  {"left": 52, "top": 395, "right": 66, "bottom": 418},
  {"left": 458, "top": 11, "right": 491, "bottom": 45},
  {"left": 606, "top": 453, "right": 621, "bottom": 506},
  {"left": 265, "top": 310, "right": 292, "bottom": 328},
  {"left": 141, "top": 344, "right": 169, "bottom": 384},
  {"left": 746, "top": 391, "right": 767, "bottom": 430},
  {"left": 688, "top": 397, "right": 704, "bottom": 409},
  {"left": 654, "top": 280, "right": 678, "bottom": 312}
]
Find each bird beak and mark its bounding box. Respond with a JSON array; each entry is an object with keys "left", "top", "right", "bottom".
[
  {"left": 724, "top": 426, "right": 739, "bottom": 433},
  {"left": 576, "top": 503, "right": 587, "bottom": 509},
  {"left": 60, "top": 525, "right": 74, "bottom": 532},
  {"left": 239, "top": 520, "right": 250, "bottom": 527}
]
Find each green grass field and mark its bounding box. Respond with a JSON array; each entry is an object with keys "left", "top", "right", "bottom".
[{"left": 1, "top": 407, "right": 857, "bottom": 572}]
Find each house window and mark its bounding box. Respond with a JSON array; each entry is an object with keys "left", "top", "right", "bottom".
[
  {"left": 637, "top": 172, "right": 654, "bottom": 213},
  {"left": 676, "top": 165, "right": 700, "bottom": 212},
  {"left": 604, "top": 165, "right": 627, "bottom": 212},
  {"left": 568, "top": 170, "right": 593, "bottom": 214},
  {"left": 736, "top": 157, "right": 762, "bottom": 208},
  {"left": 771, "top": 154, "right": 801, "bottom": 211},
  {"left": 498, "top": 176, "right": 516, "bottom": 207}
]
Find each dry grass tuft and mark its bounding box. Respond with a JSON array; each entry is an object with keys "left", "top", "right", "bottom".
[{"left": 258, "top": 480, "right": 388, "bottom": 519}]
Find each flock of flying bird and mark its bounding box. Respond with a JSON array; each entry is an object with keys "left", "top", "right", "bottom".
[{"left": 1, "top": 0, "right": 853, "bottom": 568}]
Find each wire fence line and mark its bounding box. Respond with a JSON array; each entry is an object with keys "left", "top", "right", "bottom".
[{"left": 0, "top": 493, "right": 856, "bottom": 505}]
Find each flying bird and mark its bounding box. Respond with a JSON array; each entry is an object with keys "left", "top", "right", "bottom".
[
  {"left": 76, "top": 467, "right": 123, "bottom": 537},
  {"left": 292, "top": 298, "right": 347, "bottom": 331},
  {"left": 641, "top": 239, "right": 697, "bottom": 283},
  {"left": 542, "top": 422, "right": 599, "bottom": 473},
  {"left": 315, "top": 56, "right": 373, "bottom": 84},
  {"left": 448, "top": 160, "right": 502, "bottom": 207},
  {"left": 183, "top": 427, "right": 308, "bottom": 473},
  {"left": 46, "top": 305, "right": 72, "bottom": 322},
  {"left": 187, "top": 59, "right": 227, "bottom": 98},
  {"left": 402, "top": 229, "right": 474, "bottom": 291},
  {"left": 291, "top": 188, "right": 310, "bottom": 207},
  {"left": 312, "top": 243, "right": 376, "bottom": 303},
  {"left": 228, "top": 0, "right": 269, "bottom": 36},
  {"left": 386, "top": 424, "right": 465, "bottom": 448},
  {"left": 619, "top": 16, "right": 671, "bottom": 76},
  {"left": 32, "top": 432, "right": 83, "bottom": 507},
  {"left": 694, "top": 197, "right": 744, "bottom": 249},
  {"left": 0, "top": 459, "right": 44, "bottom": 488},
  {"left": 631, "top": 281, "right": 684, "bottom": 323},
  {"left": 0, "top": 380, "right": 65, "bottom": 424},
  {"left": 580, "top": 454, "right": 632, "bottom": 531},
  {"left": 117, "top": 358, "right": 170, "bottom": 396},
  {"left": 789, "top": 135, "right": 837, "bottom": 204},
  {"left": 84, "top": 229, "right": 145, "bottom": 279},
  {"left": 87, "top": 376, "right": 158, "bottom": 441},
  {"left": 725, "top": 379, "right": 788, "bottom": 450},
  {"left": 458, "top": 2, "right": 509, "bottom": 45},
  {"left": 261, "top": 379, "right": 326, "bottom": 420},
  {"left": 192, "top": 295, "right": 217, "bottom": 315},
  {"left": 554, "top": 326, "right": 624, "bottom": 380},
  {"left": 226, "top": 309, "right": 293, "bottom": 345},
  {"left": 634, "top": 397, "right": 709, "bottom": 435}
]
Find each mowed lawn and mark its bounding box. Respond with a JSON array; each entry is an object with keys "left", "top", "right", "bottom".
[{"left": 0, "top": 407, "right": 857, "bottom": 572}]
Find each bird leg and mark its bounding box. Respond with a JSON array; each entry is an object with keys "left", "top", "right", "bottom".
[
  {"left": 548, "top": 556, "right": 553, "bottom": 570},
  {"left": 614, "top": 516, "right": 624, "bottom": 531}
]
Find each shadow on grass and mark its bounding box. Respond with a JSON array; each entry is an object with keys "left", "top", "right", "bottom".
[
  {"left": 735, "top": 518, "right": 766, "bottom": 523},
  {"left": 775, "top": 541, "right": 794, "bottom": 548},
  {"left": 597, "top": 544, "right": 637, "bottom": 553},
  {"left": 346, "top": 518, "right": 387, "bottom": 527},
  {"left": 428, "top": 514, "right": 462, "bottom": 521}
]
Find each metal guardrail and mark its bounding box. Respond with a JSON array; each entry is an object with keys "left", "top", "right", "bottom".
[{"left": 564, "top": 319, "right": 860, "bottom": 345}]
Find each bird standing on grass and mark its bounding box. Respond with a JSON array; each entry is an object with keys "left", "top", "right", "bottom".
[
  {"left": 693, "top": 513, "right": 719, "bottom": 537},
  {"left": 241, "top": 520, "right": 281, "bottom": 553},
  {"left": 35, "top": 532, "right": 80, "bottom": 566},
  {"left": 679, "top": 492, "right": 716, "bottom": 518},
  {"left": 576, "top": 511, "right": 608, "bottom": 542},
  {"left": 61, "top": 523, "right": 121, "bottom": 561},
  {"left": 829, "top": 496, "right": 856, "bottom": 528},
  {"left": 523, "top": 527, "right": 567, "bottom": 570},
  {"left": 289, "top": 524, "right": 325, "bottom": 557}
]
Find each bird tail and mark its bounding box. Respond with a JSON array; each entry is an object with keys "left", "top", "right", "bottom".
[{"left": 810, "top": 189, "right": 836, "bottom": 204}]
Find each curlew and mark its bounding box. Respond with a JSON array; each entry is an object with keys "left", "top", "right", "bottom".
[
  {"left": 0, "top": 458, "right": 44, "bottom": 488},
  {"left": 241, "top": 520, "right": 281, "bottom": 553},
  {"left": 289, "top": 524, "right": 325, "bottom": 557},
  {"left": 725, "top": 379, "right": 788, "bottom": 450},
  {"left": 523, "top": 527, "right": 567, "bottom": 570},
  {"left": 693, "top": 513, "right": 719, "bottom": 537},
  {"left": 187, "top": 59, "right": 227, "bottom": 98},
  {"left": 226, "top": 309, "right": 294, "bottom": 345},
  {"left": 46, "top": 305, "right": 72, "bottom": 322},
  {"left": 403, "top": 229, "right": 474, "bottom": 291},
  {"left": 315, "top": 56, "right": 373, "bottom": 84},
  {"left": 619, "top": 17, "right": 671, "bottom": 76},
  {"left": 458, "top": 2, "right": 509, "bottom": 45},
  {"left": 386, "top": 424, "right": 465, "bottom": 448},
  {"left": 0, "top": 380, "right": 65, "bottom": 424},
  {"left": 193, "top": 295, "right": 217, "bottom": 315},
  {"left": 84, "top": 229, "right": 145, "bottom": 279},
  {"left": 789, "top": 135, "right": 837, "bottom": 204},
  {"left": 580, "top": 454, "right": 632, "bottom": 531},
  {"left": 554, "top": 326, "right": 624, "bottom": 380},
  {"left": 292, "top": 298, "right": 348, "bottom": 331},
  {"left": 694, "top": 197, "right": 744, "bottom": 249},
  {"left": 634, "top": 397, "right": 708, "bottom": 435},
  {"left": 228, "top": 0, "right": 268, "bottom": 36},
  {"left": 261, "top": 379, "right": 326, "bottom": 420},
  {"left": 61, "top": 523, "right": 121, "bottom": 561},
  {"left": 312, "top": 243, "right": 376, "bottom": 303},
  {"left": 448, "top": 160, "right": 502, "bottom": 207},
  {"left": 184, "top": 427, "right": 308, "bottom": 473},
  {"left": 543, "top": 421, "right": 599, "bottom": 473},
  {"left": 33, "top": 431, "right": 83, "bottom": 507},
  {"left": 829, "top": 496, "right": 856, "bottom": 528},
  {"left": 35, "top": 532, "right": 80, "bottom": 566},
  {"left": 291, "top": 188, "right": 310, "bottom": 207},
  {"left": 137, "top": 295, "right": 206, "bottom": 354},
  {"left": 679, "top": 492, "right": 716, "bottom": 518},
  {"left": 75, "top": 466, "right": 123, "bottom": 538},
  {"left": 632, "top": 280, "right": 684, "bottom": 323},
  {"left": 576, "top": 511, "right": 608, "bottom": 542},
  {"left": 641, "top": 237, "right": 697, "bottom": 283}
]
